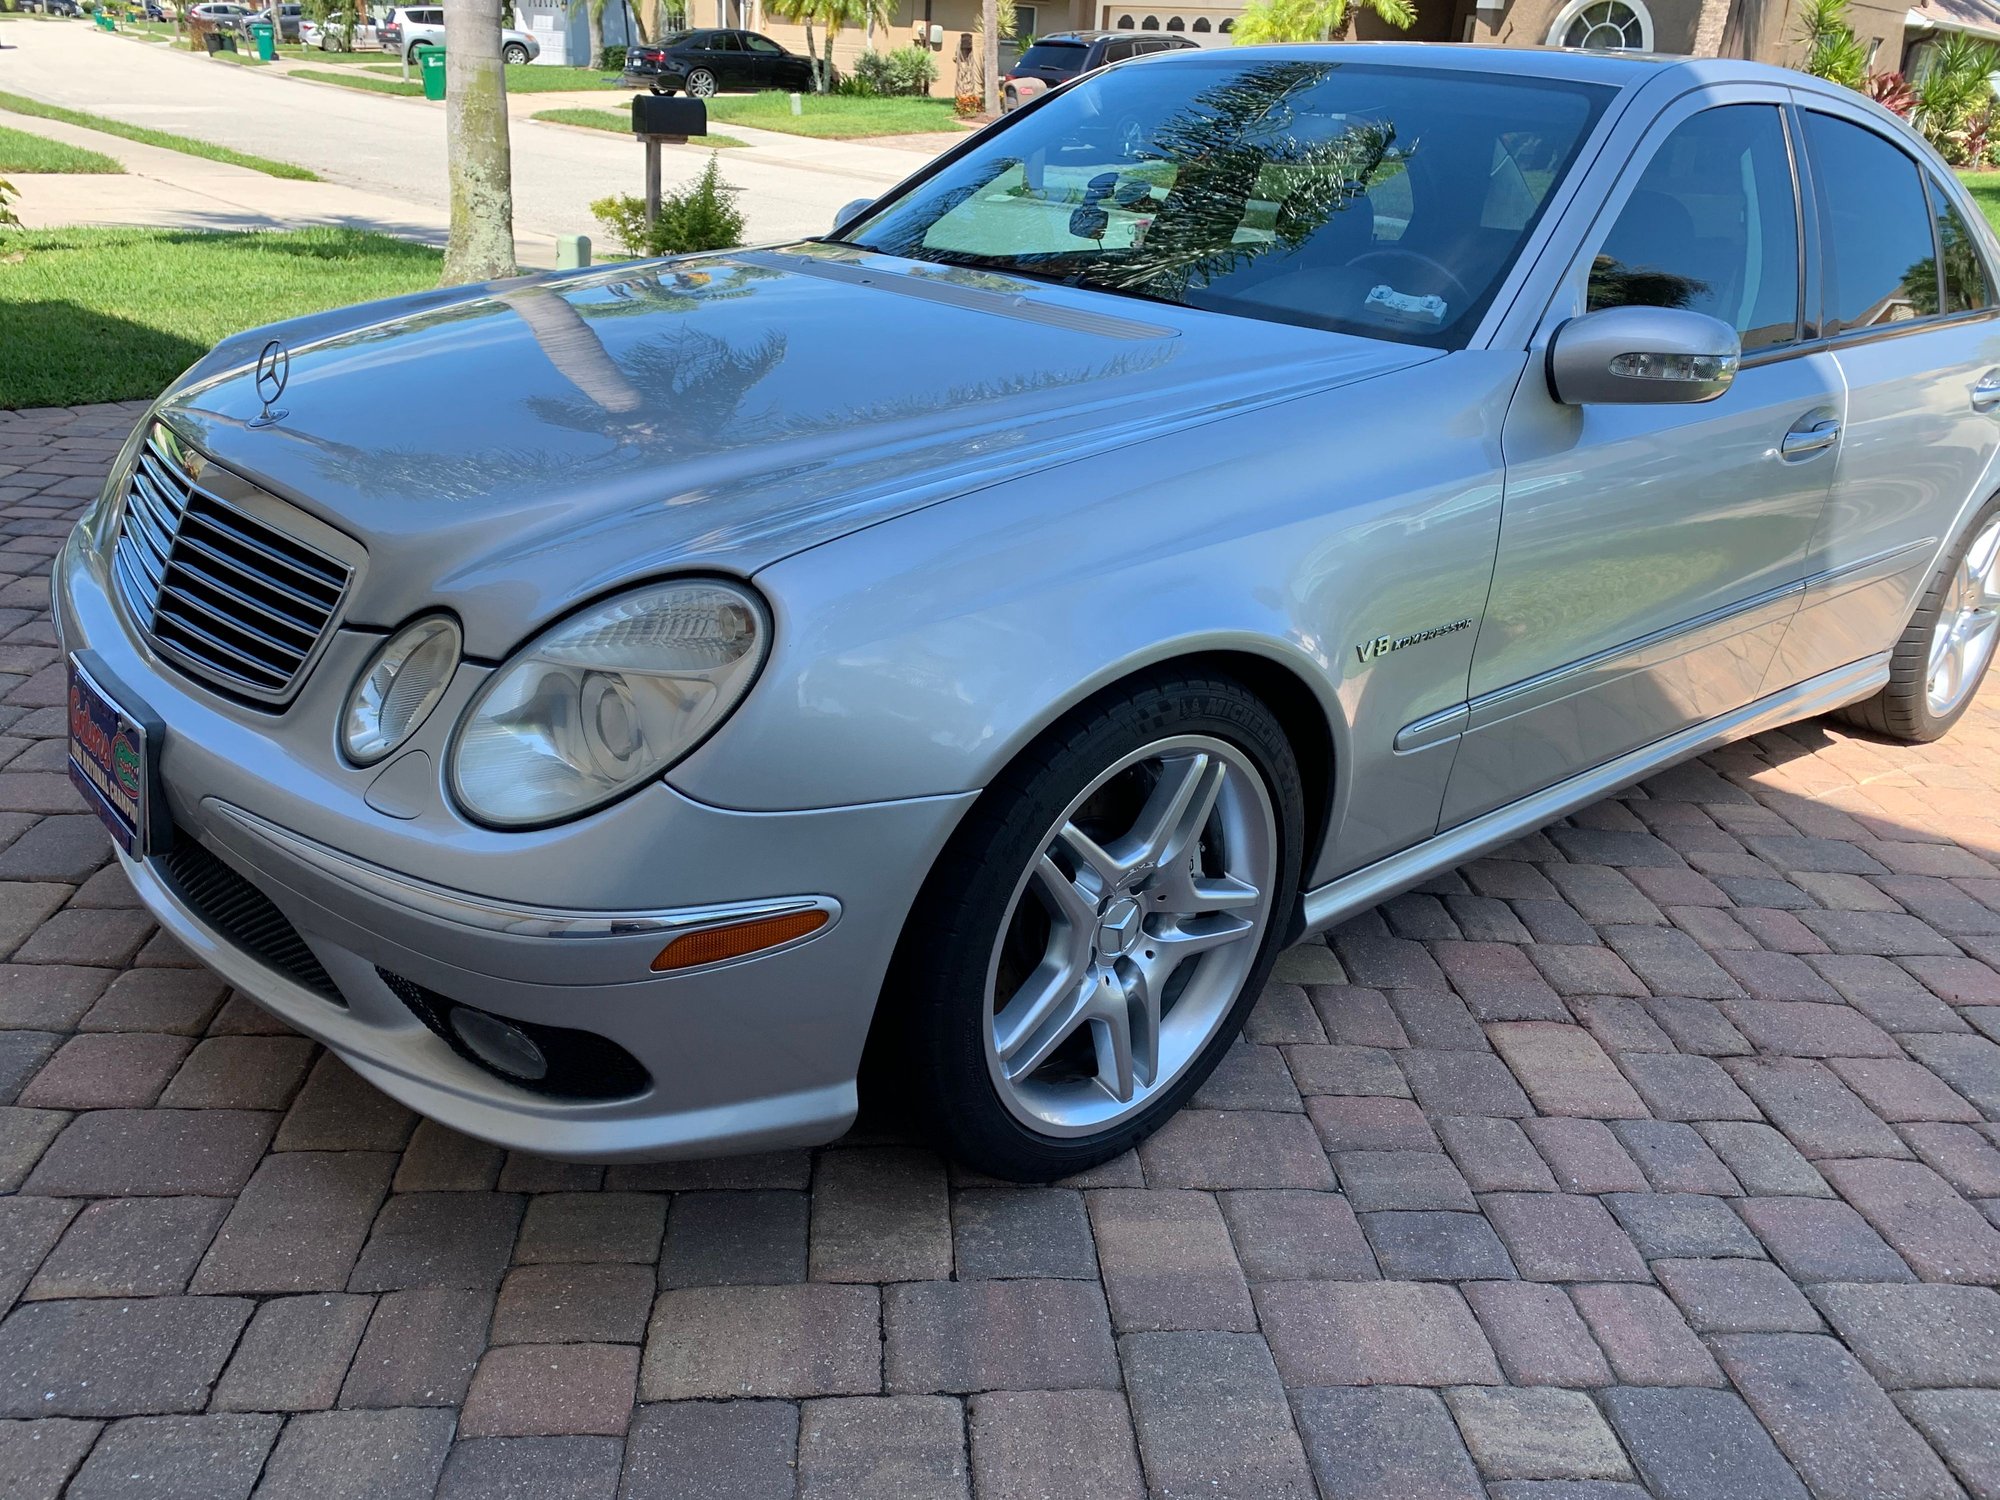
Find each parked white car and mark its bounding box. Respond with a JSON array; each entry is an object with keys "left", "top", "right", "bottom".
[
  {"left": 299, "top": 11, "right": 380, "bottom": 49},
  {"left": 378, "top": 4, "right": 539, "bottom": 63}
]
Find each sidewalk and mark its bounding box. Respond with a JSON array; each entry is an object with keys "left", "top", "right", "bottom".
[{"left": 2, "top": 109, "right": 570, "bottom": 267}]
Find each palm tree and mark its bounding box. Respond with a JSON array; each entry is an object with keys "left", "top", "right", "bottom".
[
  {"left": 585, "top": 0, "right": 609, "bottom": 69},
  {"left": 442, "top": 0, "right": 516, "bottom": 283},
  {"left": 768, "top": 0, "right": 832, "bottom": 89},
  {"left": 1690, "top": 0, "right": 1732, "bottom": 56},
  {"left": 1233, "top": 0, "right": 1415, "bottom": 43}
]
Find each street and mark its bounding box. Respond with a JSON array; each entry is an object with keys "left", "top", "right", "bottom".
[{"left": 0, "top": 20, "right": 932, "bottom": 248}]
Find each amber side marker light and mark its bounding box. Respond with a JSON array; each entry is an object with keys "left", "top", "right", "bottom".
[{"left": 651, "top": 909, "right": 829, "bottom": 972}]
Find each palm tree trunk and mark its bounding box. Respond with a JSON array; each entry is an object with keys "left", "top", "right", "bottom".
[
  {"left": 1690, "top": 0, "right": 1732, "bottom": 56},
  {"left": 803, "top": 17, "right": 820, "bottom": 89},
  {"left": 585, "top": 0, "right": 605, "bottom": 68},
  {"left": 442, "top": 0, "right": 515, "bottom": 284},
  {"left": 981, "top": 0, "right": 997, "bottom": 112}
]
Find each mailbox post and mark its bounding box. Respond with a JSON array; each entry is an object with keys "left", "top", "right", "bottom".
[{"left": 630, "top": 95, "right": 707, "bottom": 227}]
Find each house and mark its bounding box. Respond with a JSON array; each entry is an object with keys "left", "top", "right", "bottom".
[{"left": 684, "top": 0, "right": 2000, "bottom": 90}]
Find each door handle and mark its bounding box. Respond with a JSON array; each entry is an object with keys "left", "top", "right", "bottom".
[
  {"left": 1973, "top": 370, "right": 2000, "bottom": 411},
  {"left": 1780, "top": 419, "right": 1841, "bottom": 459}
]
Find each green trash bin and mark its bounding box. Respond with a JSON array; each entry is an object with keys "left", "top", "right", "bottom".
[
  {"left": 419, "top": 46, "right": 446, "bottom": 100},
  {"left": 247, "top": 19, "right": 275, "bottom": 59}
]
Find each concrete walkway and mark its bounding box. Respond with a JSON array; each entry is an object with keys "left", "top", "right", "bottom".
[{"left": 0, "top": 20, "right": 943, "bottom": 252}]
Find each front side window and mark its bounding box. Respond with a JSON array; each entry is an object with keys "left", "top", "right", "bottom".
[
  {"left": 845, "top": 60, "right": 1610, "bottom": 348},
  {"left": 1927, "top": 173, "right": 1993, "bottom": 315},
  {"left": 1586, "top": 105, "right": 1800, "bottom": 352},
  {"left": 1804, "top": 111, "right": 1935, "bottom": 333},
  {"left": 743, "top": 32, "right": 782, "bottom": 52}
]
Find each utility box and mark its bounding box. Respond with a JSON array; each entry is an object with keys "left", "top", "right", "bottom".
[
  {"left": 630, "top": 93, "right": 705, "bottom": 139},
  {"left": 419, "top": 46, "right": 447, "bottom": 100}
]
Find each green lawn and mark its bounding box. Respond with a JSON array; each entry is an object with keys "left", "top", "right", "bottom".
[
  {"left": 1957, "top": 170, "right": 2000, "bottom": 236},
  {"left": 0, "top": 92, "right": 316, "bottom": 180},
  {"left": 501, "top": 63, "right": 630, "bottom": 92},
  {"left": 296, "top": 66, "right": 422, "bottom": 95},
  {"left": 0, "top": 227, "right": 443, "bottom": 409},
  {"left": 701, "top": 91, "right": 964, "bottom": 138},
  {"left": 0, "top": 122, "right": 122, "bottom": 174},
  {"left": 530, "top": 106, "right": 745, "bottom": 148}
]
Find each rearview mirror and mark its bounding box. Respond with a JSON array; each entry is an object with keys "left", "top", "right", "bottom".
[
  {"left": 832, "top": 198, "right": 874, "bottom": 234},
  {"left": 1547, "top": 306, "right": 1740, "bottom": 406}
]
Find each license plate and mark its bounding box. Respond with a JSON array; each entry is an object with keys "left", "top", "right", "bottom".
[{"left": 66, "top": 652, "right": 166, "bottom": 858}]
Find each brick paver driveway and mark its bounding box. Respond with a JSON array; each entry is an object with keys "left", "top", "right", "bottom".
[{"left": 4, "top": 402, "right": 2000, "bottom": 1500}]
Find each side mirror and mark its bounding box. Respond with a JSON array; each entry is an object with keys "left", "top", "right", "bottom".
[
  {"left": 832, "top": 198, "right": 874, "bottom": 234},
  {"left": 1547, "top": 305, "right": 1740, "bottom": 406}
]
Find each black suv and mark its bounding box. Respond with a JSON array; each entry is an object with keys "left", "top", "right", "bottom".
[
  {"left": 620, "top": 29, "right": 815, "bottom": 97},
  {"left": 1002, "top": 29, "right": 1198, "bottom": 111}
]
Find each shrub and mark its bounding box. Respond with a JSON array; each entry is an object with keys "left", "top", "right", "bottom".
[
  {"left": 838, "top": 62, "right": 880, "bottom": 95},
  {"left": 0, "top": 178, "right": 18, "bottom": 231},
  {"left": 600, "top": 43, "right": 626, "bottom": 70},
  {"left": 885, "top": 45, "right": 937, "bottom": 96},
  {"left": 953, "top": 90, "right": 982, "bottom": 117},
  {"left": 590, "top": 154, "right": 744, "bottom": 257}
]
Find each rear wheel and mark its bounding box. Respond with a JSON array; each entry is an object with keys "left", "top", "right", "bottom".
[
  {"left": 685, "top": 66, "right": 717, "bottom": 97},
  {"left": 1838, "top": 497, "right": 2000, "bottom": 742},
  {"left": 892, "top": 673, "right": 1304, "bottom": 1180},
  {"left": 502, "top": 40, "right": 528, "bottom": 63}
]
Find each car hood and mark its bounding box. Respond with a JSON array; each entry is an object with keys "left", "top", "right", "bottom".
[{"left": 159, "top": 244, "right": 1435, "bottom": 653}]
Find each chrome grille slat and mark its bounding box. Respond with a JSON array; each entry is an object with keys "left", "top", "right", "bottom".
[{"left": 111, "top": 429, "right": 354, "bottom": 705}]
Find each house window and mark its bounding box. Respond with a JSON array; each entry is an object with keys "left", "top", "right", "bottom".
[
  {"left": 1546, "top": 0, "right": 1651, "bottom": 50},
  {"left": 1014, "top": 4, "right": 1036, "bottom": 39},
  {"left": 1117, "top": 12, "right": 1135, "bottom": 24},
  {"left": 1141, "top": 13, "right": 1159, "bottom": 27}
]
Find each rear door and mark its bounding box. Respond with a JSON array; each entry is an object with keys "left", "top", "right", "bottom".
[
  {"left": 1444, "top": 89, "right": 1841, "bottom": 827},
  {"left": 1767, "top": 102, "right": 2000, "bottom": 686}
]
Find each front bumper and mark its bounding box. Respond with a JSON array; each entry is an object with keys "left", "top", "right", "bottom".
[{"left": 56, "top": 524, "right": 974, "bottom": 1161}]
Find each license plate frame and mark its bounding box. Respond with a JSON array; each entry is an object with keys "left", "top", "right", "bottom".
[{"left": 66, "top": 650, "right": 169, "bottom": 858}]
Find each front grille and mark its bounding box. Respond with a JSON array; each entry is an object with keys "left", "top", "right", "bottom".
[
  {"left": 113, "top": 427, "right": 351, "bottom": 705},
  {"left": 157, "top": 833, "right": 343, "bottom": 1004}
]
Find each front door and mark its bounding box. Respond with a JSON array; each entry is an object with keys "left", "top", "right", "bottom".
[
  {"left": 1770, "top": 104, "right": 2000, "bottom": 687},
  {"left": 1444, "top": 93, "right": 1841, "bottom": 827}
]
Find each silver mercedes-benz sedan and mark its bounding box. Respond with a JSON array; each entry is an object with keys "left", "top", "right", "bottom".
[{"left": 54, "top": 45, "right": 2000, "bottom": 1179}]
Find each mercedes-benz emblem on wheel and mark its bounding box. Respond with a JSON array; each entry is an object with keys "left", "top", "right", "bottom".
[{"left": 249, "top": 339, "right": 290, "bottom": 428}]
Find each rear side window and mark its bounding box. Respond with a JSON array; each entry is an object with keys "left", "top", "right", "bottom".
[
  {"left": 1928, "top": 173, "right": 1994, "bottom": 315},
  {"left": 1587, "top": 105, "right": 1800, "bottom": 352},
  {"left": 1804, "top": 112, "right": 1935, "bottom": 333},
  {"left": 1018, "top": 40, "right": 1088, "bottom": 74}
]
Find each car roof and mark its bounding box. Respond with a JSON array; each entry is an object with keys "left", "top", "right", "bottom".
[
  {"left": 1035, "top": 29, "right": 1123, "bottom": 41},
  {"left": 1131, "top": 41, "right": 1811, "bottom": 91}
]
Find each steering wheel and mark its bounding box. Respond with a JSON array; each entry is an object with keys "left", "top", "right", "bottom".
[{"left": 1347, "top": 248, "right": 1472, "bottom": 310}]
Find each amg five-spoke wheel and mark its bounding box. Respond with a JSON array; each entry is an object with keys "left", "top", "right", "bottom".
[
  {"left": 1927, "top": 515, "right": 2000, "bottom": 718},
  {"left": 896, "top": 673, "right": 1303, "bottom": 1181},
  {"left": 986, "top": 736, "right": 1276, "bottom": 1135}
]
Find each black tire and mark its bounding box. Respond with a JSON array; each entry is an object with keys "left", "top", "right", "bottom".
[
  {"left": 887, "top": 671, "right": 1306, "bottom": 1181},
  {"left": 502, "top": 41, "right": 527, "bottom": 64},
  {"left": 1837, "top": 492, "right": 2000, "bottom": 743},
  {"left": 685, "top": 66, "right": 716, "bottom": 97}
]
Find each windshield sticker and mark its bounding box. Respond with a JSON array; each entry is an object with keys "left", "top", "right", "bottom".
[{"left": 1365, "top": 285, "right": 1448, "bottom": 328}]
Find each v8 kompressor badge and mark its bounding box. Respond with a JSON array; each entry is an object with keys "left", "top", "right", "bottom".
[{"left": 1356, "top": 617, "right": 1473, "bottom": 665}]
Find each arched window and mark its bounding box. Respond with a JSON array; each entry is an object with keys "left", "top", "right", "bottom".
[
  {"left": 1166, "top": 15, "right": 1183, "bottom": 28},
  {"left": 1192, "top": 15, "right": 1209, "bottom": 28},
  {"left": 1141, "top": 13, "right": 1159, "bottom": 27},
  {"left": 1117, "top": 12, "right": 1135, "bottom": 23},
  {"left": 1218, "top": 16, "right": 1233, "bottom": 30},
  {"left": 1545, "top": 0, "right": 1652, "bottom": 50}
]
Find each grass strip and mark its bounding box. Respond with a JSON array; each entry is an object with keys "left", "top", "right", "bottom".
[
  {"left": 530, "top": 106, "right": 745, "bottom": 147},
  {"left": 294, "top": 66, "right": 423, "bottom": 94},
  {"left": 0, "top": 90, "right": 317, "bottom": 180},
  {"left": 0, "top": 226, "right": 442, "bottom": 408},
  {"left": 701, "top": 90, "right": 965, "bottom": 139},
  {"left": 0, "top": 122, "right": 123, "bottom": 174}
]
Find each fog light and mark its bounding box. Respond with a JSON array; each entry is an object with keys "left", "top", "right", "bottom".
[
  {"left": 652, "top": 909, "right": 829, "bottom": 971},
  {"left": 342, "top": 616, "right": 461, "bottom": 765},
  {"left": 449, "top": 1005, "right": 548, "bottom": 1081}
]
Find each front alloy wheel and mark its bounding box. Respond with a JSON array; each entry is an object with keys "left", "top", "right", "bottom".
[{"left": 892, "top": 673, "right": 1303, "bottom": 1180}]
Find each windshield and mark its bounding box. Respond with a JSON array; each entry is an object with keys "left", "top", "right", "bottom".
[{"left": 848, "top": 59, "right": 1610, "bottom": 347}]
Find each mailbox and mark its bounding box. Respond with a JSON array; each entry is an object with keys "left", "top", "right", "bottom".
[{"left": 631, "top": 94, "right": 708, "bottom": 140}]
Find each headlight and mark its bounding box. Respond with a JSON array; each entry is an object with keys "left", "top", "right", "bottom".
[
  {"left": 342, "top": 616, "right": 462, "bottom": 765},
  {"left": 449, "top": 579, "right": 768, "bottom": 828}
]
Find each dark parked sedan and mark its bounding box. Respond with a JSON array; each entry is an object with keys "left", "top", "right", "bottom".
[{"left": 620, "top": 28, "right": 814, "bottom": 97}]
